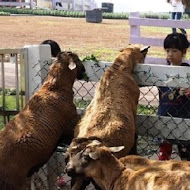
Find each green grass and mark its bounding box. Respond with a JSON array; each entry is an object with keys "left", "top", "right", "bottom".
[
  {"left": 0, "top": 96, "right": 18, "bottom": 110},
  {"left": 92, "top": 48, "right": 118, "bottom": 62},
  {"left": 0, "top": 89, "right": 25, "bottom": 130},
  {"left": 74, "top": 99, "right": 91, "bottom": 109},
  {"left": 137, "top": 104, "right": 158, "bottom": 115},
  {"left": 0, "top": 95, "right": 19, "bottom": 130},
  {"left": 0, "top": 95, "right": 24, "bottom": 110},
  {"left": 0, "top": 117, "right": 4, "bottom": 130}
]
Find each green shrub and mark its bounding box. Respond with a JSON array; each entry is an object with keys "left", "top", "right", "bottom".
[
  {"left": 0, "top": 11, "right": 10, "bottom": 15},
  {"left": 1, "top": 7, "right": 187, "bottom": 20}
]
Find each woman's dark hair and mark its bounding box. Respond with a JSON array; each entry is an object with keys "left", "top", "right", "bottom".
[
  {"left": 164, "top": 33, "right": 189, "bottom": 52},
  {"left": 41, "top": 40, "right": 61, "bottom": 57}
]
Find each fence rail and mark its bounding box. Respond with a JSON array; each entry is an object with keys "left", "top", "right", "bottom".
[
  {"left": 83, "top": 61, "right": 190, "bottom": 141},
  {"left": 129, "top": 12, "right": 190, "bottom": 65}
]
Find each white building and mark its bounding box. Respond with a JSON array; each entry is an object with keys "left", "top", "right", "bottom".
[{"left": 36, "top": 0, "right": 97, "bottom": 10}]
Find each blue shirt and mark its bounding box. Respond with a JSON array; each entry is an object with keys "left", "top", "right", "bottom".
[{"left": 158, "top": 63, "right": 190, "bottom": 118}]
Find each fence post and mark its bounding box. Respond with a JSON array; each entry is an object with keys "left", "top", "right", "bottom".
[
  {"left": 72, "top": 0, "right": 75, "bottom": 10},
  {"left": 90, "top": 0, "right": 94, "bottom": 10},
  {"left": 81, "top": 0, "right": 84, "bottom": 10},
  {"left": 129, "top": 12, "right": 140, "bottom": 44},
  {"left": 30, "top": 0, "right": 34, "bottom": 9},
  {"left": 23, "top": 45, "right": 51, "bottom": 101},
  {"left": 52, "top": 0, "right": 56, "bottom": 9}
]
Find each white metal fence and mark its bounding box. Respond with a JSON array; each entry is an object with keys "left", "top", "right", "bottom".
[
  {"left": 1, "top": 42, "right": 190, "bottom": 188},
  {"left": 0, "top": 48, "right": 27, "bottom": 124}
]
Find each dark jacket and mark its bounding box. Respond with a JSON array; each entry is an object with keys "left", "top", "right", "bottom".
[{"left": 158, "top": 63, "right": 190, "bottom": 118}]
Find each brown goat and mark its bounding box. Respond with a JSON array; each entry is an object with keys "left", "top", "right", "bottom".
[
  {"left": 0, "top": 51, "right": 85, "bottom": 190},
  {"left": 65, "top": 44, "right": 150, "bottom": 190},
  {"left": 119, "top": 154, "right": 190, "bottom": 171},
  {"left": 67, "top": 142, "right": 190, "bottom": 190}
]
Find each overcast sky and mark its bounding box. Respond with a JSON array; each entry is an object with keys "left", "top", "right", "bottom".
[{"left": 95, "top": 0, "right": 172, "bottom": 13}]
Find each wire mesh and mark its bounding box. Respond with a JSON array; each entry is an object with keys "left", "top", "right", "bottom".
[
  {"left": 1, "top": 58, "right": 190, "bottom": 189},
  {"left": 29, "top": 63, "right": 190, "bottom": 189}
]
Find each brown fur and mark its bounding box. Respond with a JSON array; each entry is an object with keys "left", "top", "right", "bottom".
[
  {"left": 119, "top": 154, "right": 190, "bottom": 171},
  {"left": 0, "top": 51, "right": 85, "bottom": 190},
  {"left": 74, "top": 45, "right": 148, "bottom": 156},
  {"left": 65, "top": 44, "right": 149, "bottom": 190},
  {"left": 71, "top": 144, "right": 190, "bottom": 190}
]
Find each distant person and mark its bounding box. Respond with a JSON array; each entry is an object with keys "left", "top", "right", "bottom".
[
  {"left": 167, "top": 0, "right": 187, "bottom": 36},
  {"left": 158, "top": 33, "right": 190, "bottom": 161},
  {"left": 41, "top": 40, "right": 61, "bottom": 57}
]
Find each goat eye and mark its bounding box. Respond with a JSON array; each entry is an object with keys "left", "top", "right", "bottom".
[
  {"left": 81, "top": 162, "right": 87, "bottom": 167},
  {"left": 81, "top": 159, "right": 88, "bottom": 167},
  {"left": 83, "top": 155, "right": 90, "bottom": 161}
]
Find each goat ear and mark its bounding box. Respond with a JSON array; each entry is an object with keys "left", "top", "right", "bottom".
[
  {"left": 109, "top": 146, "right": 124, "bottom": 153},
  {"left": 89, "top": 152, "right": 99, "bottom": 160},
  {"left": 140, "top": 46, "right": 150, "bottom": 53},
  {"left": 68, "top": 60, "right": 76, "bottom": 70}
]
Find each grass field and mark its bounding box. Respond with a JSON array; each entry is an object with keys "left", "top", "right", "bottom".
[{"left": 1, "top": 16, "right": 190, "bottom": 61}]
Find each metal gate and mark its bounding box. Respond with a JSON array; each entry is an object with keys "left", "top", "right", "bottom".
[{"left": 0, "top": 48, "right": 26, "bottom": 126}]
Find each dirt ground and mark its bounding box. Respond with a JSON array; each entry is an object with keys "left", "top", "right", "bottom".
[
  {"left": 0, "top": 16, "right": 132, "bottom": 60},
  {"left": 1, "top": 15, "right": 190, "bottom": 60}
]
